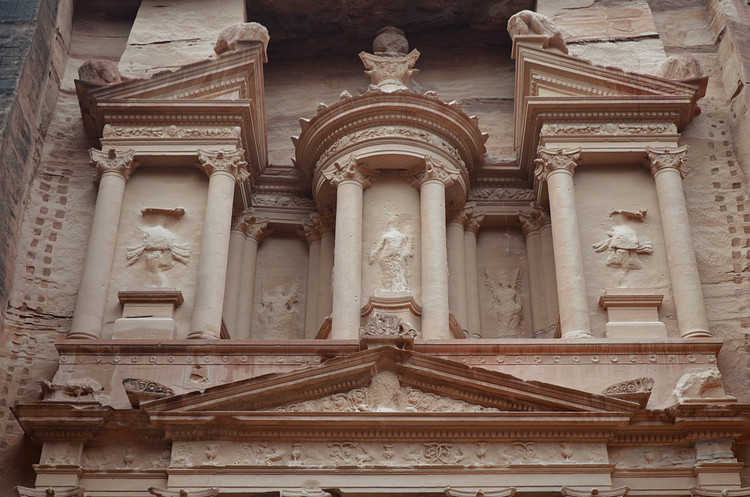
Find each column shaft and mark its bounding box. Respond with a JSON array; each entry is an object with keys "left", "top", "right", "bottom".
[
  {"left": 330, "top": 180, "right": 364, "bottom": 338},
  {"left": 236, "top": 236, "right": 260, "bottom": 339},
  {"left": 420, "top": 179, "right": 450, "bottom": 338},
  {"left": 447, "top": 220, "right": 468, "bottom": 328},
  {"left": 222, "top": 228, "right": 246, "bottom": 335},
  {"left": 649, "top": 147, "right": 710, "bottom": 337},
  {"left": 524, "top": 229, "right": 546, "bottom": 336},
  {"left": 304, "top": 238, "right": 321, "bottom": 338},
  {"left": 318, "top": 230, "right": 334, "bottom": 324},
  {"left": 69, "top": 172, "right": 128, "bottom": 338},
  {"left": 464, "top": 213, "right": 483, "bottom": 336},
  {"left": 540, "top": 223, "right": 559, "bottom": 332}
]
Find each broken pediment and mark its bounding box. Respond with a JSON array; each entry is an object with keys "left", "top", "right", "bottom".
[
  {"left": 76, "top": 45, "right": 268, "bottom": 180},
  {"left": 143, "top": 345, "right": 637, "bottom": 415}
]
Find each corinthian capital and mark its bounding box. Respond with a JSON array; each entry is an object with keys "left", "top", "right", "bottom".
[
  {"left": 311, "top": 209, "right": 336, "bottom": 234},
  {"left": 465, "top": 210, "right": 485, "bottom": 234},
  {"left": 300, "top": 218, "right": 321, "bottom": 244},
  {"left": 448, "top": 202, "right": 476, "bottom": 226},
  {"left": 322, "top": 157, "right": 379, "bottom": 188},
  {"left": 409, "top": 156, "right": 459, "bottom": 188},
  {"left": 518, "top": 204, "right": 550, "bottom": 236},
  {"left": 196, "top": 149, "right": 250, "bottom": 183},
  {"left": 645, "top": 145, "right": 689, "bottom": 179},
  {"left": 89, "top": 148, "right": 138, "bottom": 182},
  {"left": 534, "top": 147, "right": 581, "bottom": 181}
]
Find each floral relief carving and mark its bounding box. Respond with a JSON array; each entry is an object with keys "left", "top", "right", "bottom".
[
  {"left": 103, "top": 124, "right": 241, "bottom": 139},
  {"left": 360, "top": 313, "right": 418, "bottom": 339},
  {"left": 89, "top": 148, "right": 138, "bottom": 182}
]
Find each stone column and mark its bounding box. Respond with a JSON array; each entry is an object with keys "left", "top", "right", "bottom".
[
  {"left": 189, "top": 149, "right": 249, "bottom": 339},
  {"left": 315, "top": 210, "right": 335, "bottom": 325},
  {"left": 222, "top": 211, "right": 251, "bottom": 335},
  {"left": 235, "top": 216, "right": 270, "bottom": 339},
  {"left": 69, "top": 149, "right": 138, "bottom": 339},
  {"left": 411, "top": 157, "right": 459, "bottom": 339},
  {"left": 464, "top": 209, "right": 484, "bottom": 335},
  {"left": 447, "top": 204, "right": 471, "bottom": 328},
  {"left": 646, "top": 146, "right": 711, "bottom": 337},
  {"left": 323, "top": 159, "right": 378, "bottom": 339},
  {"left": 519, "top": 206, "right": 548, "bottom": 337},
  {"left": 302, "top": 217, "right": 321, "bottom": 338},
  {"left": 535, "top": 147, "right": 592, "bottom": 339},
  {"left": 540, "top": 219, "right": 559, "bottom": 333}
]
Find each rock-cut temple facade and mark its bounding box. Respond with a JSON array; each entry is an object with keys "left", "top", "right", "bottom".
[{"left": 0, "top": 1, "right": 749, "bottom": 496}]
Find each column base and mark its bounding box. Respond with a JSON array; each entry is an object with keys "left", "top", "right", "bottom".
[
  {"left": 187, "top": 330, "right": 219, "bottom": 340},
  {"left": 682, "top": 329, "right": 713, "bottom": 338},
  {"left": 561, "top": 330, "right": 594, "bottom": 339},
  {"left": 66, "top": 331, "right": 99, "bottom": 339}
]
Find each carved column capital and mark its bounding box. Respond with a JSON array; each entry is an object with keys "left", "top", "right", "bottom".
[
  {"left": 409, "top": 156, "right": 459, "bottom": 188},
  {"left": 534, "top": 147, "right": 581, "bottom": 181},
  {"left": 465, "top": 210, "right": 485, "bottom": 234},
  {"left": 196, "top": 149, "right": 250, "bottom": 183},
  {"left": 448, "top": 202, "right": 476, "bottom": 226},
  {"left": 322, "top": 157, "right": 379, "bottom": 189},
  {"left": 300, "top": 218, "right": 321, "bottom": 244},
  {"left": 518, "top": 204, "right": 550, "bottom": 236},
  {"left": 312, "top": 209, "right": 336, "bottom": 234},
  {"left": 89, "top": 148, "right": 138, "bottom": 182},
  {"left": 645, "top": 145, "right": 689, "bottom": 179}
]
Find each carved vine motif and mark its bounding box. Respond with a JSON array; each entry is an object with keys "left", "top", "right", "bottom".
[
  {"left": 470, "top": 188, "right": 535, "bottom": 202},
  {"left": 406, "top": 442, "right": 465, "bottom": 465},
  {"left": 274, "top": 371, "right": 498, "bottom": 413},
  {"left": 251, "top": 193, "right": 315, "bottom": 209},
  {"left": 483, "top": 269, "right": 523, "bottom": 332},
  {"left": 328, "top": 442, "right": 374, "bottom": 467},
  {"left": 541, "top": 122, "right": 677, "bottom": 136},
  {"left": 369, "top": 224, "right": 413, "bottom": 293},
  {"left": 126, "top": 209, "right": 191, "bottom": 287},
  {"left": 592, "top": 209, "right": 652, "bottom": 284},
  {"left": 602, "top": 377, "right": 654, "bottom": 396},
  {"left": 258, "top": 279, "right": 304, "bottom": 338},
  {"left": 361, "top": 313, "right": 418, "bottom": 339},
  {"left": 103, "top": 124, "right": 241, "bottom": 139}
]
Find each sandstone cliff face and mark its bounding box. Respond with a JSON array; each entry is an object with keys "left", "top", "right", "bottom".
[{"left": 1, "top": 0, "right": 749, "bottom": 493}]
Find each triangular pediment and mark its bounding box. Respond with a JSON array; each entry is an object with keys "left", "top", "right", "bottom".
[{"left": 143, "top": 345, "right": 638, "bottom": 415}]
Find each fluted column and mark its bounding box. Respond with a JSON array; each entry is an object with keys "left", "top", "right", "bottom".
[
  {"left": 223, "top": 211, "right": 252, "bottom": 335},
  {"left": 646, "top": 146, "right": 711, "bottom": 337},
  {"left": 464, "top": 210, "right": 484, "bottom": 335},
  {"left": 302, "top": 217, "right": 321, "bottom": 338},
  {"left": 519, "top": 206, "right": 548, "bottom": 337},
  {"left": 189, "top": 149, "right": 249, "bottom": 339},
  {"left": 315, "top": 210, "right": 335, "bottom": 325},
  {"left": 447, "top": 205, "right": 470, "bottom": 328},
  {"left": 235, "top": 217, "right": 271, "bottom": 339},
  {"left": 535, "top": 147, "right": 592, "bottom": 339},
  {"left": 540, "top": 218, "right": 559, "bottom": 333},
  {"left": 69, "top": 149, "right": 138, "bottom": 339},
  {"left": 323, "top": 159, "right": 379, "bottom": 339},
  {"left": 410, "top": 157, "right": 459, "bottom": 339}
]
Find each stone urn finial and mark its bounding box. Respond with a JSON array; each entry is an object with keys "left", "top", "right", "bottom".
[
  {"left": 373, "top": 25, "right": 409, "bottom": 56},
  {"left": 360, "top": 26, "right": 420, "bottom": 93}
]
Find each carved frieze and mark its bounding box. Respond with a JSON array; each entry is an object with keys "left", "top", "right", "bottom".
[
  {"left": 103, "top": 124, "right": 241, "bottom": 139},
  {"left": 251, "top": 193, "right": 315, "bottom": 209},
  {"left": 602, "top": 377, "right": 654, "bottom": 407},
  {"left": 470, "top": 188, "right": 535, "bottom": 202},
  {"left": 541, "top": 122, "right": 677, "bottom": 136},
  {"left": 82, "top": 443, "right": 171, "bottom": 470},
  {"left": 167, "top": 440, "right": 607, "bottom": 468},
  {"left": 609, "top": 445, "right": 695, "bottom": 468}
]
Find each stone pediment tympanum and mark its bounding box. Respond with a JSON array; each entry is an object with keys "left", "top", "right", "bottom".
[{"left": 143, "top": 346, "right": 637, "bottom": 414}]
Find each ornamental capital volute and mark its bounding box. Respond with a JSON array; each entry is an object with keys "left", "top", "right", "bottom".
[
  {"left": 409, "top": 155, "right": 459, "bottom": 188},
  {"left": 89, "top": 148, "right": 138, "bottom": 183},
  {"left": 448, "top": 202, "right": 476, "bottom": 226},
  {"left": 534, "top": 147, "right": 581, "bottom": 181},
  {"left": 465, "top": 210, "right": 485, "bottom": 234},
  {"left": 518, "top": 204, "right": 550, "bottom": 236},
  {"left": 231, "top": 209, "right": 271, "bottom": 243},
  {"left": 322, "top": 156, "right": 379, "bottom": 189},
  {"left": 300, "top": 218, "right": 321, "bottom": 244},
  {"left": 196, "top": 149, "right": 250, "bottom": 184},
  {"left": 645, "top": 145, "right": 689, "bottom": 179}
]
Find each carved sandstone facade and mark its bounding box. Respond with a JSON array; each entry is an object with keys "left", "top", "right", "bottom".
[{"left": 2, "top": 2, "right": 749, "bottom": 497}]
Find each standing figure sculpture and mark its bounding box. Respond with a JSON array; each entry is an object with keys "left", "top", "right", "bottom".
[{"left": 369, "top": 224, "right": 412, "bottom": 293}]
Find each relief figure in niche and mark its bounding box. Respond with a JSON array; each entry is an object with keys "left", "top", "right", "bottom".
[
  {"left": 126, "top": 208, "right": 190, "bottom": 286},
  {"left": 592, "top": 209, "right": 652, "bottom": 285},
  {"left": 483, "top": 269, "right": 522, "bottom": 332},
  {"left": 258, "top": 279, "right": 303, "bottom": 338},
  {"left": 369, "top": 221, "right": 412, "bottom": 293}
]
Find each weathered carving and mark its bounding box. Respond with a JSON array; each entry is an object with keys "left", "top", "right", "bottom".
[
  {"left": 471, "top": 188, "right": 535, "bottom": 201},
  {"left": 233, "top": 211, "right": 272, "bottom": 243},
  {"left": 251, "top": 193, "right": 315, "bottom": 208},
  {"left": 409, "top": 156, "right": 459, "bottom": 187},
  {"left": 373, "top": 25, "right": 409, "bottom": 55},
  {"left": 561, "top": 488, "right": 629, "bottom": 497},
  {"left": 122, "top": 378, "right": 175, "bottom": 407},
  {"left": 328, "top": 441, "right": 374, "bottom": 467},
  {"left": 16, "top": 487, "right": 83, "bottom": 497},
  {"left": 300, "top": 218, "right": 320, "bottom": 244},
  {"left": 42, "top": 442, "right": 76, "bottom": 465},
  {"left": 695, "top": 438, "right": 736, "bottom": 463},
  {"left": 322, "top": 157, "right": 379, "bottom": 188},
  {"left": 196, "top": 149, "right": 250, "bottom": 182},
  {"left": 361, "top": 313, "right": 418, "bottom": 339},
  {"left": 239, "top": 442, "right": 283, "bottom": 465},
  {"left": 534, "top": 147, "right": 581, "bottom": 180},
  {"left": 518, "top": 205, "right": 549, "bottom": 236},
  {"left": 645, "top": 146, "right": 689, "bottom": 179},
  {"left": 369, "top": 224, "right": 413, "bottom": 293},
  {"left": 275, "top": 371, "right": 497, "bottom": 413},
  {"left": 465, "top": 210, "right": 485, "bottom": 234},
  {"left": 41, "top": 378, "right": 102, "bottom": 401},
  {"left": 126, "top": 217, "right": 191, "bottom": 286},
  {"left": 149, "top": 488, "right": 219, "bottom": 497},
  {"left": 593, "top": 210, "right": 652, "bottom": 276},
  {"left": 78, "top": 59, "right": 121, "bottom": 85},
  {"left": 406, "top": 442, "right": 465, "bottom": 465},
  {"left": 691, "top": 487, "right": 750, "bottom": 497},
  {"left": 89, "top": 148, "right": 138, "bottom": 182},
  {"left": 311, "top": 209, "right": 336, "bottom": 234},
  {"left": 507, "top": 10, "right": 568, "bottom": 54},
  {"left": 258, "top": 280, "right": 304, "bottom": 338},
  {"left": 445, "top": 488, "right": 516, "bottom": 497},
  {"left": 656, "top": 54, "right": 705, "bottom": 81},
  {"left": 541, "top": 122, "right": 677, "bottom": 136},
  {"left": 103, "top": 125, "right": 241, "bottom": 139},
  {"left": 610, "top": 446, "right": 695, "bottom": 468},
  {"left": 673, "top": 368, "right": 727, "bottom": 402},
  {"left": 214, "top": 22, "right": 270, "bottom": 56},
  {"left": 602, "top": 377, "right": 654, "bottom": 407},
  {"left": 483, "top": 269, "right": 523, "bottom": 332},
  {"left": 82, "top": 444, "right": 171, "bottom": 470},
  {"left": 360, "top": 26, "right": 420, "bottom": 93}
]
